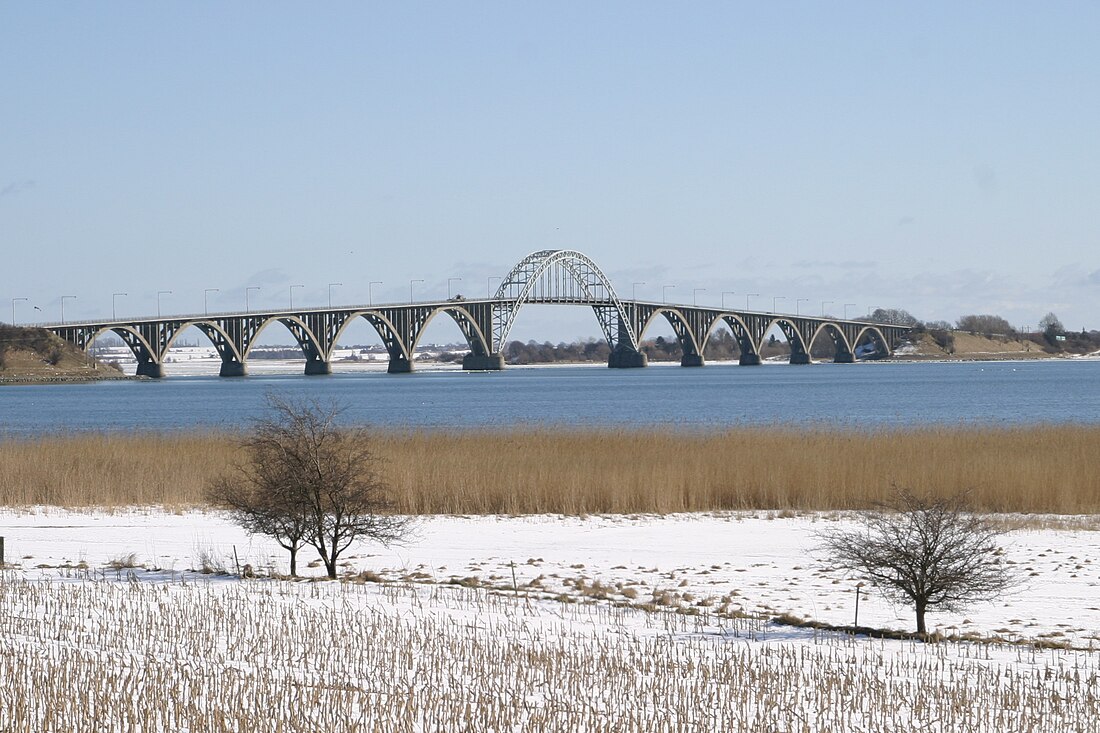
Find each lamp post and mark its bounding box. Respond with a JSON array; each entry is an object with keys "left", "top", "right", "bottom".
[
  {"left": 868, "top": 305, "right": 880, "bottom": 320},
  {"left": 772, "top": 296, "right": 785, "bottom": 313},
  {"left": 487, "top": 276, "right": 502, "bottom": 298},
  {"left": 722, "top": 291, "right": 735, "bottom": 309},
  {"left": 245, "top": 286, "right": 259, "bottom": 313},
  {"left": 409, "top": 279, "right": 424, "bottom": 303},
  {"left": 327, "top": 283, "right": 342, "bottom": 308},
  {"left": 112, "top": 292, "right": 127, "bottom": 321},
  {"left": 746, "top": 293, "right": 759, "bottom": 310},
  {"left": 662, "top": 284, "right": 676, "bottom": 304},
  {"left": 368, "top": 281, "right": 382, "bottom": 307},
  {"left": 60, "top": 295, "right": 76, "bottom": 325},
  {"left": 632, "top": 282, "right": 646, "bottom": 301},
  {"left": 693, "top": 288, "right": 706, "bottom": 306},
  {"left": 11, "top": 297, "right": 26, "bottom": 326},
  {"left": 157, "top": 290, "right": 172, "bottom": 317},
  {"left": 796, "top": 298, "right": 809, "bottom": 316},
  {"left": 821, "top": 300, "right": 833, "bottom": 317},
  {"left": 447, "top": 277, "right": 462, "bottom": 299},
  {"left": 844, "top": 303, "right": 856, "bottom": 320},
  {"left": 289, "top": 285, "right": 303, "bottom": 310},
  {"left": 204, "top": 288, "right": 219, "bottom": 316}
]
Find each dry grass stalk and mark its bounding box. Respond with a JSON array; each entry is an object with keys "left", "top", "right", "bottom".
[{"left": 0, "top": 425, "right": 1098, "bottom": 514}]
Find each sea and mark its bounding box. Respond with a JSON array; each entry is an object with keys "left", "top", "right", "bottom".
[{"left": 1, "top": 359, "right": 1097, "bottom": 436}]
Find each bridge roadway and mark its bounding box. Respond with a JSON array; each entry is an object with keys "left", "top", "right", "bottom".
[{"left": 42, "top": 250, "right": 909, "bottom": 378}]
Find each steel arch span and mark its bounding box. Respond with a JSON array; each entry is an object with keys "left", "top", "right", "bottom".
[{"left": 491, "top": 249, "right": 638, "bottom": 353}]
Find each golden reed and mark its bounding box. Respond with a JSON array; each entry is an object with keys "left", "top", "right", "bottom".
[{"left": 0, "top": 426, "right": 1097, "bottom": 514}]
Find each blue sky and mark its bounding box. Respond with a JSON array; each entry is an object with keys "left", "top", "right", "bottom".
[{"left": 2, "top": 2, "right": 1097, "bottom": 343}]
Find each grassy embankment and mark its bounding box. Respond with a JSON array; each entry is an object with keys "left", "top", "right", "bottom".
[{"left": 0, "top": 426, "right": 1097, "bottom": 514}]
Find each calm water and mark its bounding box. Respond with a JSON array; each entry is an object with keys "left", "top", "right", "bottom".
[{"left": 1, "top": 360, "right": 1097, "bottom": 435}]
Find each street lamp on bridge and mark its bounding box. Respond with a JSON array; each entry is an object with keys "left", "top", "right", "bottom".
[
  {"left": 60, "top": 296, "right": 76, "bottom": 325},
  {"left": 289, "top": 285, "right": 303, "bottom": 310},
  {"left": 693, "top": 288, "right": 706, "bottom": 306},
  {"left": 11, "top": 297, "right": 27, "bottom": 326},
  {"left": 662, "top": 284, "right": 675, "bottom": 304},
  {"left": 844, "top": 303, "right": 856, "bottom": 319},
  {"left": 328, "top": 283, "right": 342, "bottom": 308},
  {"left": 205, "top": 288, "right": 220, "bottom": 316},
  {"left": 447, "top": 277, "right": 462, "bottom": 299},
  {"left": 409, "top": 279, "right": 424, "bottom": 303},
  {"left": 369, "top": 281, "right": 382, "bottom": 306},
  {"left": 632, "top": 282, "right": 646, "bottom": 301},
  {"left": 796, "top": 298, "right": 809, "bottom": 316},
  {"left": 487, "top": 276, "right": 502, "bottom": 298},
  {"left": 772, "top": 296, "right": 785, "bottom": 313},
  {"left": 746, "top": 293, "right": 759, "bottom": 310},
  {"left": 245, "top": 287, "right": 260, "bottom": 313},
  {"left": 157, "top": 290, "right": 172, "bottom": 318},
  {"left": 112, "top": 293, "right": 127, "bottom": 321},
  {"left": 721, "top": 291, "right": 735, "bottom": 310},
  {"left": 821, "top": 300, "right": 833, "bottom": 317}
]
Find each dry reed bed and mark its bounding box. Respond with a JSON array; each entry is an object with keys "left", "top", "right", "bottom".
[
  {"left": 0, "top": 575, "right": 1094, "bottom": 732},
  {"left": 1, "top": 426, "right": 1098, "bottom": 514}
]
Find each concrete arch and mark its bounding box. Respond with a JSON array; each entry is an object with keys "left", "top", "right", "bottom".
[
  {"left": 764, "top": 318, "right": 811, "bottom": 364},
  {"left": 637, "top": 307, "right": 704, "bottom": 358},
  {"left": 854, "top": 325, "right": 892, "bottom": 358},
  {"left": 409, "top": 305, "right": 493, "bottom": 356},
  {"left": 332, "top": 311, "right": 410, "bottom": 363},
  {"left": 808, "top": 322, "right": 856, "bottom": 363},
  {"left": 163, "top": 320, "right": 245, "bottom": 363},
  {"left": 240, "top": 315, "right": 325, "bottom": 362}
]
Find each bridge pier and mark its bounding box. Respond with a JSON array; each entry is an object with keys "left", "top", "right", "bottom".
[
  {"left": 136, "top": 361, "right": 164, "bottom": 378},
  {"left": 387, "top": 357, "right": 413, "bottom": 374},
  {"left": 680, "top": 354, "right": 705, "bottom": 367},
  {"left": 462, "top": 353, "right": 505, "bottom": 371},
  {"left": 304, "top": 359, "right": 332, "bottom": 375},
  {"left": 789, "top": 353, "right": 811, "bottom": 365},
  {"left": 608, "top": 347, "right": 648, "bottom": 369},
  {"left": 738, "top": 353, "right": 762, "bottom": 366},
  {"left": 219, "top": 360, "right": 247, "bottom": 377},
  {"left": 833, "top": 352, "right": 855, "bottom": 364}
]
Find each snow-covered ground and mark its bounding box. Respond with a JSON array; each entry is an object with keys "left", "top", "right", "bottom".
[
  {"left": 3, "top": 510, "right": 1098, "bottom": 730},
  {"left": 5, "top": 510, "right": 1098, "bottom": 647}
]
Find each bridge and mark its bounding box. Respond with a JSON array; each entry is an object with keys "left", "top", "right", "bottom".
[{"left": 43, "top": 250, "right": 909, "bottom": 377}]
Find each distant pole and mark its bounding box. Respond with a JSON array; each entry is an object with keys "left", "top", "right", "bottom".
[
  {"left": 632, "top": 282, "right": 646, "bottom": 301},
  {"left": 822, "top": 300, "right": 833, "bottom": 317},
  {"left": 369, "top": 281, "right": 382, "bottom": 307},
  {"left": 693, "top": 288, "right": 706, "bottom": 306},
  {"left": 796, "top": 298, "right": 809, "bottom": 316},
  {"left": 772, "top": 296, "right": 785, "bottom": 313},
  {"left": 157, "top": 290, "right": 172, "bottom": 317},
  {"left": 60, "top": 295, "right": 76, "bottom": 325},
  {"left": 844, "top": 303, "right": 856, "bottom": 320},
  {"left": 487, "top": 276, "right": 502, "bottom": 298},
  {"left": 662, "top": 284, "right": 675, "bottom": 304},
  {"left": 868, "top": 305, "right": 880, "bottom": 320},
  {"left": 854, "top": 583, "right": 864, "bottom": 627},
  {"left": 289, "top": 285, "right": 303, "bottom": 310},
  {"left": 11, "top": 297, "right": 27, "bottom": 326},
  {"left": 409, "top": 279, "right": 424, "bottom": 303},
  {"left": 112, "top": 292, "right": 127, "bottom": 320},
  {"left": 447, "top": 277, "right": 462, "bottom": 298},
  {"left": 746, "top": 293, "right": 759, "bottom": 310},
  {"left": 245, "top": 286, "right": 259, "bottom": 313},
  {"left": 0, "top": 536, "right": 4, "bottom": 566},
  {"left": 328, "top": 282, "right": 342, "bottom": 308},
  {"left": 204, "top": 288, "right": 219, "bottom": 316},
  {"left": 722, "top": 291, "right": 735, "bottom": 310}
]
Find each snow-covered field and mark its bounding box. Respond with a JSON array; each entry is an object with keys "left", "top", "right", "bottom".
[{"left": 2, "top": 511, "right": 1098, "bottom": 730}]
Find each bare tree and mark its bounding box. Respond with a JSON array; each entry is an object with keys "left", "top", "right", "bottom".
[
  {"left": 207, "top": 439, "right": 311, "bottom": 576},
  {"left": 209, "top": 395, "right": 411, "bottom": 579},
  {"left": 817, "top": 488, "right": 1015, "bottom": 635}
]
